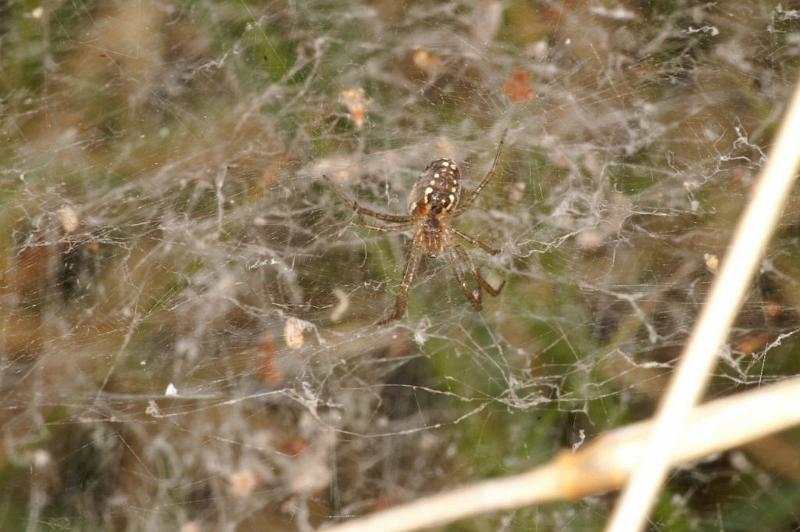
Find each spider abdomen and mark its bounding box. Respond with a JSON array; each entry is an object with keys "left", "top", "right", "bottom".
[{"left": 408, "top": 158, "right": 461, "bottom": 217}]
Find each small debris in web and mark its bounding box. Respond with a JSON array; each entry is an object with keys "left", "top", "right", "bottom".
[
  {"left": 57, "top": 205, "right": 80, "bottom": 234},
  {"left": 179, "top": 522, "right": 202, "bottom": 532},
  {"left": 339, "top": 88, "right": 371, "bottom": 129},
  {"left": 571, "top": 429, "right": 586, "bottom": 452},
  {"left": 412, "top": 48, "right": 443, "bottom": 76},
  {"left": 704, "top": 253, "right": 719, "bottom": 273},
  {"left": 229, "top": 469, "right": 259, "bottom": 498},
  {"left": 577, "top": 229, "right": 604, "bottom": 253},
  {"left": 32, "top": 449, "right": 51, "bottom": 468},
  {"left": 284, "top": 316, "right": 307, "bottom": 349},
  {"left": 145, "top": 400, "right": 161, "bottom": 417},
  {"left": 508, "top": 181, "right": 526, "bottom": 204},
  {"left": 765, "top": 300, "right": 784, "bottom": 319},
  {"left": 330, "top": 287, "right": 350, "bottom": 322}
]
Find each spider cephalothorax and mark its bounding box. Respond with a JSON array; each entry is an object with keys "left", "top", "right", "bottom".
[{"left": 325, "top": 130, "right": 507, "bottom": 323}]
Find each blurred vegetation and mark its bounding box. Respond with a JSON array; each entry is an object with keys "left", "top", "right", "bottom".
[{"left": 2, "top": 0, "right": 800, "bottom": 530}]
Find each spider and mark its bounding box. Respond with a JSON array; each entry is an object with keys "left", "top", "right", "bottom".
[{"left": 324, "top": 130, "right": 507, "bottom": 324}]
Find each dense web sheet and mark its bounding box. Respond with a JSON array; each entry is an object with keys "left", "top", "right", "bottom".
[{"left": 2, "top": 1, "right": 800, "bottom": 530}]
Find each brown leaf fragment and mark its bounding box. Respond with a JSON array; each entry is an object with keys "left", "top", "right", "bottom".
[
  {"left": 503, "top": 67, "right": 536, "bottom": 102},
  {"left": 735, "top": 332, "right": 770, "bottom": 355}
]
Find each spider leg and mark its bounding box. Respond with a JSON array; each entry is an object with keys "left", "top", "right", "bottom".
[
  {"left": 323, "top": 175, "right": 413, "bottom": 223},
  {"left": 454, "top": 128, "right": 507, "bottom": 216},
  {"left": 377, "top": 231, "right": 423, "bottom": 324},
  {"left": 475, "top": 268, "right": 505, "bottom": 296},
  {"left": 354, "top": 216, "right": 414, "bottom": 233},
  {"left": 450, "top": 244, "right": 505, "bottom": 310},
  {"left": 451, "top": 226, "right": 501, "bottom": 255},
  {"left": 446, "top": 246, "right": 482, "bottom": 310}
]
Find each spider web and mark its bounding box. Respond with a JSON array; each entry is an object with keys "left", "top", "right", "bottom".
[{"left": 2, "top": 1, "right": 800, "bottom": 530}]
